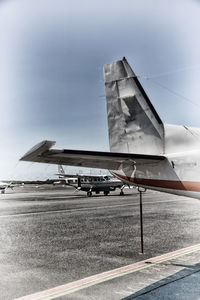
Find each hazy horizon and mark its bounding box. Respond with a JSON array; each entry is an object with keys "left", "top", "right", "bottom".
[{"left": 1, "top": 0, "right": 200, "bottom": 180}]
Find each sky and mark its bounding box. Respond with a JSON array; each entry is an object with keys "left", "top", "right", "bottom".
[{"left": 1, "top": 0, "right": 200, "bottom": 180}]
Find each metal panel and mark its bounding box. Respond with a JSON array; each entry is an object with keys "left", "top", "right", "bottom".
[{"left": 104, "top": 57, "right": 164, "bottom": 155}]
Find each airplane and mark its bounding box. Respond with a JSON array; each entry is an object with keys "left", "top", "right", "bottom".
[
  {"left": 0, "top": 181, "right": 24, "bottom": 194},
  {"left": 0, "top": 182, "right": 12, "bottom": 194},
  {"left": 20, "top": 57, "right": 200, "bottom": 200},
  {"left": 54, "top": 165, "right": 125, "bottom": 197}
]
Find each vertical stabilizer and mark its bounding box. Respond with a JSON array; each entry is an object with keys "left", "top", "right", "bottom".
[
  {"left": 104, "top": 57, "right": 164, "bottom": 155},
  {"left": 58, "top": 165, "right": 65, "bottom": 177}
]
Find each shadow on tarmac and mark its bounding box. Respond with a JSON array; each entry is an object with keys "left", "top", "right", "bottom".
[{"left": 122, "top": 262, "right": 200, "bottom": 299}]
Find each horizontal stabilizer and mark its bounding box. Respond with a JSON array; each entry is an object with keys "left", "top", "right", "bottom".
[{"left": 20, "top": 140, "right": 166, "bottom": 170}]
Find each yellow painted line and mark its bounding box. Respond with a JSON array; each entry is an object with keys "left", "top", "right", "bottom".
[{"left": 15, "top": 243, "right": 200, "bottom": 300}]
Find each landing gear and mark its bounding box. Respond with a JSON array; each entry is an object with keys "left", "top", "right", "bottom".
[
  {"left": 119, "top": 185, "right": 125, "bottom": 196},
  {"left": 87, "top": 191, "right": 92, "bottom": 197},
  {"left": 104, "top": 191, "right": 109, "bottom": 196}
]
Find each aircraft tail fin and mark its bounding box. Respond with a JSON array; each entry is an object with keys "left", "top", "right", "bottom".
[
  {"left": 103, "top": 57, "right": 164, "bottom": 155},
  {"left": 58, "top": 165, "right": 65, "bottom": 177}
]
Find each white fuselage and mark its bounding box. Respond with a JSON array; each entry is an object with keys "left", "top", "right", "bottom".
[{"left": 112, "top": 124, "right": 200, "bottom": 199}]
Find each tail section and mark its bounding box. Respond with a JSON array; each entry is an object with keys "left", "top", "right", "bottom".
[
  {"left": 58, "top": 165, "right": 65, "bottom": 178},
  {"left": 104, "top": 57, "right": 164, "bottom": 155}
]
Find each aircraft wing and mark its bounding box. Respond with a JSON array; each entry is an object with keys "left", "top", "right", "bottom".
[
  {"left": 56, "top": 173, "right": 108, "bottom": 178},
  {"left": 20, "top": 140, "right": 166, "bottom": 170},
  {"left": 55, "top": 173, "right": 103, "bottom": 178},
  {"left": 56, "top": 173, "right": 79, "bottom": 178}
]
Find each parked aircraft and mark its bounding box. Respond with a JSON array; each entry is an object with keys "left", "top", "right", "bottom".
[
  {"left": 20, "top": 57, "right": 200, "bottom": 199},
  {"left": 0, "top": 181, "right": 24, "bottom": 194},
  {"left": 55, "top": 165, "right": 125, "bottom": 196},
  {"left": 0, "top": 182, "right": 11, "bottom": 194}
]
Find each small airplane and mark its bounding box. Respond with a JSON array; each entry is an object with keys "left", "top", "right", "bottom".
[
  {"left": 0, "top": 181, "right": 24, "bottom": 194},
  {"left": 54, "top": 165, "right": 125, "bottom": 197},
  {"left": 20, "top": 57, "right": 200, "bottom": 200},
  {"left": 0, "top": 182, "right": 12, "bottom": 194}
]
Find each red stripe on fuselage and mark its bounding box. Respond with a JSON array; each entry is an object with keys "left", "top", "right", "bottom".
[{"left": 114, "top": 173, "right": 200, "bottom": 192}]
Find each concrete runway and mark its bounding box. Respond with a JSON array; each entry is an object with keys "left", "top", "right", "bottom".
[{"left": 1, "top": 185, "right": 200, "bottom": 299}]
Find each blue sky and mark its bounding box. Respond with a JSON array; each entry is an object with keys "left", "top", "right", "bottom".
[{"left": 1, "top": 0, "right": 200, "bottom": 180}]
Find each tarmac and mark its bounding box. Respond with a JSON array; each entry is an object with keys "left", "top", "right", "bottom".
[{"left": 1, "top": 185, "right": 200, "bottom": 299}]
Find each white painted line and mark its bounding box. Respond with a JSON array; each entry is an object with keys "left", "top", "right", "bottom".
[{"left": 14, "top": 243, "right": 200, "bottom": 300}]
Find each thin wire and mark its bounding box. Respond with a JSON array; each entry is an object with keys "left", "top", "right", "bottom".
[
  {"left": 138, "top": 65, "right": 200, "bottom": 80},
  {"left": 148, "top": 79, "right": 200, "bottom": 110},
  {"left": 98, "top": 65, "right": 200, "bottom": 108}
]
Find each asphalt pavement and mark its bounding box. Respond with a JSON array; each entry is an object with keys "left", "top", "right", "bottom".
[{"left": 1, "top": 185, "right": 200, "bottom": 299}]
